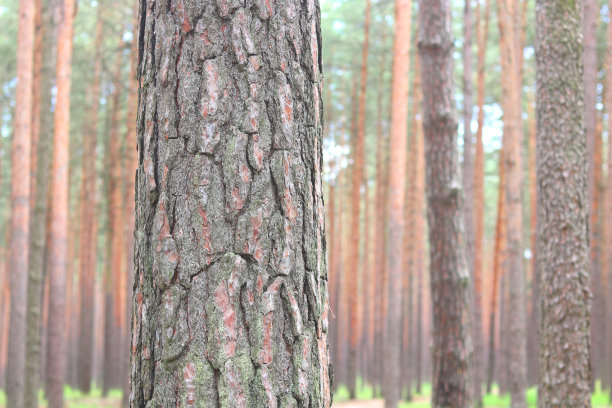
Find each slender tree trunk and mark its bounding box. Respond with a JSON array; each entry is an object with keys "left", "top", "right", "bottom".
[
  {"left": 473, "top": 0, "right": 489, "bottom": 402},
  {"left": 45, "top": 0, "right": 75, "bottom": 405},
  {"left": 76, "top": 8, "right": 103, "bottom": 394},
  {"left": 130, "top": 1, "right": 332, "bottom": 406},
  {"left": 605, "top": 0, "right": 612, "bottom": 392},
  {"left": 498, "top": 0, "right": 527, "bottom": 405},
  {"left": 25, "top": 0, "right": 60, "bottom": 404},
  {"left": 384, "top": 0, "right": 412, "bottom": 406},
  {"left": 348, "top": 0, "right": 371, "bottom": 397},
  {"left": 419, "top": 0, "right": 472, "bottom": 406},
  {"left": 361, "top": 182, "right": 371, "bottom": 391},
  {"left": 536, "top": 0, "right": 592, "bottom": 404},
  {"left": 7, "top": 0, "right": 35, "bottom": 405},
  {"left": 123, "top": 2, "right": 140, "bottom": 403}
]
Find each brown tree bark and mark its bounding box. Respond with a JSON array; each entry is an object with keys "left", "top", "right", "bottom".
[
  {"left": 76, "top": 7, "right": 103, "bottom": 394},
  {"left": 605, "top": 0, "right": 612, "bottom": 392},
  {"left": 384, "top": 0, "right": 412, "bottom": 406},
  {"left": 473, "top": 0, "right": 490, "bottom": 402},
  {"left": 7, "top": 0, "right": 35, "bottom": 405},
  {"left": 536, "top": 0, "right": 592, "bottom": 404},
  {"left": 24, "top": 0, "right": 60, "bottom": 405},
  {"left": 498, "top": 0, "right": 527, "bottom": 405},
  {"left": 418, "top": 0, "right": 472, "bottom": 406},
  {"left": 130, "top": 1, "right": 331, "bottom": 406},
  {"left": 45, "top": 0, "right": 75, "bottom": 405},
  {"left": 347, "top": 0, "right": 371, "bottom": 397}
]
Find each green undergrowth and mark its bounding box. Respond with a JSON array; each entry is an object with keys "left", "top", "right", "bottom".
[
  {"left": 334, "top": 380, "right": 612, "bottom": 407},
  {"left": 0, "top": 385, "right": 122, "bottom": 407}
]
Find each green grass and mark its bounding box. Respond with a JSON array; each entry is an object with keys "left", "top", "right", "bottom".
[
  {"left": 334, "top": 381, "right": 612, "bottom": 407},
  {"left": 0, "top": 385, "right": 122, "bottom": 408}
]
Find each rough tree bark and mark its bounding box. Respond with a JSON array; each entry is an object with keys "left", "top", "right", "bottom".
[
  {"left": 25, "top": 0, "right": 60, "bottom": 405},
  {"left": 347, "top": 0, "right": 371, "bottom": 397},
  {"left": 45, "top": 0, "right": 75, "bottom": 405},
  {"left": 384, "top": 0, "right": 411, "bottom": 406},
  {"left": 130, "top": 0, "right": 332, "bottom": 406},
  {"left": 536, "top": 0, "right": 592, "bottom": 405},
  {"left": 418, "top": 0, "right": 472, "bottom": 406},
  {"left": 76, "top": 7, "right": 103, "bottom": 394},
  {"left": 473, "top": 0, "right": 489, "bottom": 403},
  {"left": 498, "top": 0, "right": 527, "bottom": 405},
  {"left": 7, "top": 0, "right": 35, "bottom": 405}
]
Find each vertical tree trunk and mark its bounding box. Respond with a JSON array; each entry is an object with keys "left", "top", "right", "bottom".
[
  {"left": 347, "top": 0, "right": 371, "bottom": 397},
  {"left": 384, "top": 0, "right": 411, "bottom": 406},
  {"left": 414, "top": 100, "right": 425, "bottom": 396},
  {"left": 76, "top": 7, "right": 103, "bottom": 394},
  {"left": 130, "top": 1, "right": 331, "bottom": 406},
  {"left": 418, "top": 0, "right": 472, "bottom": 406},
  {"left": 473, "top": 0, "right": 490, "bottom": 402},
  {"left": 45, "top": 0, "right": 75, "bottom": 405},
  {"left": 25, "top": 0, "right": 60, "bottom": 404},
  {"left": 536, "top": 0, "right": 592, "bottom": 404},
  {"left": 583, "top": 0, "right": 601, "bottom": 386},
  {"left": 123, "top": 2, "right": 140, "bottom": 403},
  {"left": 498, "top": 0, "right": 527, "bottom": 405},
  {"left": 7, "top": 0, "right": 35, "bottom": 405},
  {"left": 605, "top": 0, "right": 612, "bottom": 392}
]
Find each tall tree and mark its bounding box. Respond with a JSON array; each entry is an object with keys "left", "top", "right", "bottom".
[
  {"left": 473, "top": 0, "right": 490, "bottom": 403},
  {"left": 498, "top": 0, "right": 527, "bottom": 405},
  {"left": 418, "top": 0, "right": 472, "bottom": 406},
  {"left": 347, "top": 0, "right": 371, "bottom": 397},
  {"left": 45, "top": 0, "right": 75, "bottom": 405},
  {"left": 605, "top": 0, "right": 612, "bottom": 392},
  {"left": 536, "top": 0, "right": 592, "bottom": 404},
  {"left": 383, "top": 0, "right": 411, "bottom": 406},
  {"left": 6, "top": 0, "right": 35, "bottom": 405},
  {"left": 24, "top": 0, "right": 60, "bottom": 405},
  {"left": 583, "top": 0, "right": 602, "bottom": 385},
  {"left": 77, "top": 7, "right": 103, "bottom": 393},
  {"left": 130, "top": 0, "right": 332, "bottom": 406}
]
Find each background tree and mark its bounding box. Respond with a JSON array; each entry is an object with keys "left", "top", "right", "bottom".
[
  {"left": 418, "top": 0, "right": 473, "bottom": 406},
  {"left": 536, "top": 0, "right": 592, "bottom": 404}
]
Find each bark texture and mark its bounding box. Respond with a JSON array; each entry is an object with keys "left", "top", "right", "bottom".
[
  {"left": 418, "top": 0, "right": 472, "bottom": 406},
  {"left": 384, "top": 0, "right": 411, "bottom": 406},
  {"left": 45, "top": 0, "right": 75, "bottom": 405},
  {"left": 24, "top": 0, "right": 60, "bottom": 405},
  {"left": 130, "top": 0, "right": 331, "bottom": 406},
  {"left": 536, "top": 0, "right": 592, "bottom": 405},
  {"left": 7, "top": 0, "right": 35, "bottom": 405}
]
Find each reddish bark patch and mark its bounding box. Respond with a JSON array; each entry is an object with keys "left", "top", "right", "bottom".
[
  {"left": 198, "top": 207, "right": 213, "bottom": 254},
  {"left": 215, "top": 283, "right": 237, "bottom": 358}
]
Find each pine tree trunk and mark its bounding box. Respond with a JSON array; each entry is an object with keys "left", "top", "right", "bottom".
[
  {"left": 7, "top": 0, "right": 35, "bottom": 405},
  {"left": 45, "top": 0, "right": 75, "bottom": 405},
  {"left": 75, "top": 8, "right": 102, "bottom": 394},
  {"left": 473, "top": 0, "right": 489, "bottom": 402},
  {"left": 498, "top": 0, "right": 527, "bottom": 405},
  {"left": 418, "top": 0, "right": 472, "bottom": 406},
  {"left": 25, "top": 0, "right": 60, "bottom": 404},
  {"left": 347, "top": 0, "right": 371, "bottom": 396},
  {"left": 130, "top": 1, "right": 331, "bottom": 406},
  {"left": 384, "top": 0, "right": 412, "bottom": 406},
  {"left": 536, "top": 0, "right": 592, "bottom": 404},
  {"left": 605, "top": 0, "right": 612, "bottom": 391}
]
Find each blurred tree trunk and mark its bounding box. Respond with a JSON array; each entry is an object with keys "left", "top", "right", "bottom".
[
  {"left": 473, "top": 0, "right": 489, "bottom": 403},
  {"left": 536, "top": 0, "right": 592, "bottom": 404},
  {"left": 7, "top": 0, "right": 35, "bottom": 405},
  {"left": 77, "top": 7, "right": 103, "bottom": 394},
  {"left": 348, "top": 0, "right": 371, "bottom": 397},
  {"left": 583, "top": 0, "right": 602, "bottom": 386},
  {"left": 0, "top": 242, "right": 9, "bottom": 389},
  {"left": 361, "top": 182, "right": 372, "bottom": 391},
  {"left": 498, "top": 0, "right": 527, "bottom": 405},
  {"left": 45, "top": 0, "right": 75, "bottom": 405},
  {"left": 384, "top": 0, "right": 412, "bottom": 405},
  {"left": 419, "top": 1, "right": 473, "bottom": 406},
  {"left": 24, "top": 0, "right": 59, "bottom": 405},
  {"left": 605, "top": 0, "right": 612, "bottom": 391},
  {"left": 103, "top": 49, "right": 125, "bottom": 396},
  {"left": 122, "top": 2, "right": 139, "bottom": 403},
  {"left": 130, "top": 1, "right": 331, "bottom": 406}
]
